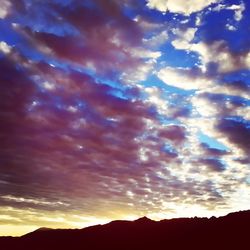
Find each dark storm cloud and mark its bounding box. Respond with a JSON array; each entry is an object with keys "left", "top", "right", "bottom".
[
  {"left": 0, "top": 55, "right": 35, "bottom": 154},
  {"left": 234, "top": 157, "right": 250, "bottom": 164},
  {"left": 197, "top": 158, "right": 226, "bottom": 172},
  {"left": 216, "top": 118, "right": 250, "bottom": 154},
  {"left": 158, "top": 125, "right": 186, "bottom": 145},
  {"left": 172, "top": 106, "right": 191, "bottom": 118},
  {"left": 0, "top": 54, "right": 158, "bottom": 207},
  {"left": 0, "top": 0, "right": 176, "bottom": 214},
  {"left": 193, "top": 91, "right": 249, "bottom": 161},
  {"left": 9, "top": 0, "right": 146, "bottom": 79},
  {"left": 0, "top": 43, "right": 200, "bottom": 213}
]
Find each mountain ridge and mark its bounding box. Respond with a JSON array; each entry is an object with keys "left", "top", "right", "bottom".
[
  {"left": 26, "top": 209, "right": 249, "bottom": 236},
  {"left": 1, "top": 209, "right": 249, "bottom": 250}
]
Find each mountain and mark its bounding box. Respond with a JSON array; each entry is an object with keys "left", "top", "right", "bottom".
[{"left": 0, "top": 210, "right": 249, "bottom": 250}]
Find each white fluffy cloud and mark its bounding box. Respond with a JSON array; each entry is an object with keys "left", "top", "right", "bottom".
[
  {"left": 146, "top": 0, "right": 219, "bottom": 15},
  {"left": 172, "top": 28, "right": 197, "bottom": 50},
  {"left": 207, "top": 85, "right": 250, "bottom": 100},
  {"left": 230, "top": 2, "right": 245, "bottom": 21},
  {"left": 157, "top": 67, "right": 213, "bottom": 90},
  {"left": 0, "top": 0, "right": 11, "bottom": 19},
  {"left": 144, "top": 31, "right": 168, "bottom": 47},
  {"left": 0, "top": 41, "right": 12, "bottom": 54},
  {"left": 213, "top": 2, "right": 245, "bottom": 21},
  {"left": 192, "top": 92, "right": 250, "bottom": 121},
  {"left": 172, "top": 37, "right": 250, "bottom": 74},
  {"left": 122, "top": 59, "right": 157, "bottom": 83},
  {"left": 191, "top": 41, "right": 250, "bottom": 73}
]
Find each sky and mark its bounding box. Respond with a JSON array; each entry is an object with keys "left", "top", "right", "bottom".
[{"left": 0, "top": 0, "right": 249, "bottom": 236}]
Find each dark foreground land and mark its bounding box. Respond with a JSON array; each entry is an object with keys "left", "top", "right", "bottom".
[{"left": 0, "top": 210, "right": 249, "bottom": 250}]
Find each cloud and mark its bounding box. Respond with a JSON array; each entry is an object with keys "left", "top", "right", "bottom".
[
  {"left": 144, "top": 87, "right": 191, "bottom": 119},
  {"left": 216, "top": 118, "right": 250, "bottom": 155},
  {"left": 171, "top": 26, "right": 250, "bottom": 74},
  {"left": 230, "top": 2, "right": 245, "bottom": 21},
  {"left": 200, "top": 143, "right": 228, "bottom": 157},
  {"left": 172, "top": 38, "right": 250, "bottom": 74},
  {"left": 172, "top": 28, "right": 197, "bottom": 50},
  {"left": 146, "top": 0, "right": 219, "bottom": 15},
  {"left": 194, "top": 158, "right": 226, "bottom": 172},
  {"left": 0, "top": 50, "right": 162, "bottom": 210},
  {"left": 134, "top": 15, "right": 165, "bottom": 31},
  {"left": 191, "top": 41, "right": 250, "bottom": 73},
  {"left": 0, "top": 0, "right": 249, "bottom": 231},
  {"left": 0, "top": 195, "right": 69, "bottom": 210},
  {"left": 189, "top": 91, "right": 249, "bottom": 161},
  {"left": 10, "top": 0, "right": 150, "bottom": 81},
  {"left": 144, "top": 30, "right": 168, "bottom": 47},
  {"left": 213, "top": 2, "right": 245, "bottom": 22},
  {"left": 158, "top": 125, "right": 186, "bottom": 145},
  {"left": 28, "top": 1, "right": 163, "bottom": 84},
  {"left": 0, "top": 0, "right": 11, "bottom": 19},
  {"left": 205, "top": 83, "right": 250, "bottom": 106},
  {"left": 225, "top": 24, "right": 236, "bottom": 31},
  {"left": 0, "top": 52, "right": 234, "bottom": 217},
  {"left": 192, "top": 92, "right": 250, "bottom": 120},
  {"left": 157, "top": 66, "right": 213, "bottom": 90},
  {"left": 0, "top": 41, "right": 12, "bottom": 54}
]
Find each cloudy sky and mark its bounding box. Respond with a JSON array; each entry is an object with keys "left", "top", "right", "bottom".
[{"left": 0, "top": 0, "right": 249, "bottom": 236}]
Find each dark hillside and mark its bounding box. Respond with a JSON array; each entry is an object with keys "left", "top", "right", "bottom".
[{"left": 0, "top": 210, "right": 249, "bottom": 250}]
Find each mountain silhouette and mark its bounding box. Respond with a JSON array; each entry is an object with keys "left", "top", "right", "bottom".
[{"left": 0, "top": 210, "right": 249, "bottom": 250}]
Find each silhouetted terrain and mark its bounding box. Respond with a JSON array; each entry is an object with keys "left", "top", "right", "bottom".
[{"left": 0, "top": 210, "right": 249, "bottom": 250}]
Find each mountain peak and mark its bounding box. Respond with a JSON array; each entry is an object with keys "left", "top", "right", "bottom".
[
  {"left": 34, "top": 227, "right": 52, "bottom": 232},
  {"left": 135, "top": 216, "right": 154, "bottom": 223}
]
